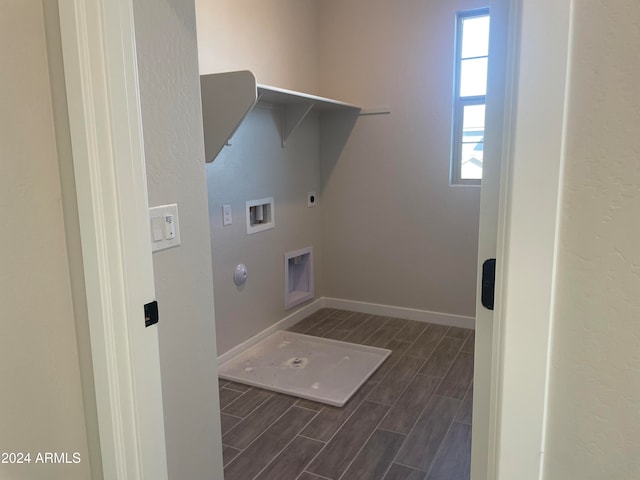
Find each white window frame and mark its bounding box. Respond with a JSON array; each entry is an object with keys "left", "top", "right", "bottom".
[{"left": 451, "top": 7, "right": 490, "bottom": 186}]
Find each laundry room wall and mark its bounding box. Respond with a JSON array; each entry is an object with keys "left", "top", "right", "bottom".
[
  {"left": 195, "top": 0, "right": 486, "bottom": 356},
  {"left": 196, "top": 0, "right": 320, "bottom": 93},
  {"left": 317, "top": 0, "right": 486, "bottom": 318}
]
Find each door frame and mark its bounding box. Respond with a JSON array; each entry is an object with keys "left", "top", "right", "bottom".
[
  {"left": 58, "top": 0, "right": 168, "bottom": 478},
  {"left": 471, "top": 0, "right": 517, "bottom": 476},
  {"left": 56, "top": 0, "right": 573, "bottom": 478},
  {"left": 477, "top": 0, "right": 573, "bottom": 478}
]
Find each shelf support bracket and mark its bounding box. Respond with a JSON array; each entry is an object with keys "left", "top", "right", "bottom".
[{"left": 282, "top": 102, "right": 314, "bottom": 147}]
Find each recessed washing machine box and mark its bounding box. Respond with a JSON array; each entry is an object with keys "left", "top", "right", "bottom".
[
  {"left": 246, "top": 197, "right": 274, "bottom": 234},
  {"left": 285, "top": 247, "right": 314, "bottom": 309}
]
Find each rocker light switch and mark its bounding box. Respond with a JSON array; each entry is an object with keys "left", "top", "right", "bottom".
[{"left": 151, "top": 216, "right": 164, "bottom": 242}]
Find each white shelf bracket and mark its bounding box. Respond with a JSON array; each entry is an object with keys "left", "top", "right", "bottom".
[{"left": 282, "top": 102, "right": 314, "bottom": 147}]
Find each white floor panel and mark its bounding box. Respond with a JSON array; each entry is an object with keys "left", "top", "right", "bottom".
[{"left": 218, "top": 330, "right": 391, "bottom": 407}]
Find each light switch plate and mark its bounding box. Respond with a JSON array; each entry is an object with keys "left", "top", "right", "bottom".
[
  {"left": 222, "top": 204, "right": 232, "bottom": 226},
  {"left": 149, "top": 204, "right": 181, "bottom": 252}
]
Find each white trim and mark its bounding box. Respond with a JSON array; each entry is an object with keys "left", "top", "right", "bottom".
[
  {"left": 217, "top": 298, "right": 326, "bottom": 365},
  {"left": 489, "top": 0, "right": 572, "bottom": 478},
  {"left": 217, "top": 296, "right": 474, "bottom": 367},
  {"left": 324, "top": 298, "right": 475, "bottom": 330},
  {"left": 537, "top": 1, "right": 574, "bottom": 476},
  {"left": 58, "top": 0, "right": 167, "bottom": 478},
  {"left": 475, "top": 0, "right": 523, "bottom": 478}
]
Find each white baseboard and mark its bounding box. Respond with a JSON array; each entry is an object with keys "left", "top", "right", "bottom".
[
  {"left": 217, "top": 298, "right": 326, "bottom": 365},
  {"left": 324, "top": 297, "right": 475, "bottom": 330},
  {"left": 217, "top": 296, "right": 474, "bottom": 366}
]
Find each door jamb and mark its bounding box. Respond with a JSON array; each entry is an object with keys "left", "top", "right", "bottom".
[
  {"left": 58, "top": 0, "right": 168, "bottom": 478},
  {"left": 485, "top": 0, "right": 573, "bottom": 478}
]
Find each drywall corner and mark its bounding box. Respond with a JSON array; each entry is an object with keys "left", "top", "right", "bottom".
[{"left": 133, "top": 0, "right": 224, "bottom": 478}]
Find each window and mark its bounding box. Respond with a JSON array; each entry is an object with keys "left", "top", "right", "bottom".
[{"left": 451, "top": 9, "right": 490, "bottom": 185}]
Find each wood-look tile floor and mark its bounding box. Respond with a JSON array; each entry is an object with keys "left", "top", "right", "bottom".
[{"left": 218, "top": 308, "right": 474, "bottom": 480}]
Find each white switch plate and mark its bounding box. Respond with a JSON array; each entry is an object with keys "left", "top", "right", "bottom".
[
  {"left": 222, "top": 204, "right": 232, "bottom": 226},
  {"left": 149, "top": 204, "right": 181, "bottom": 252}
]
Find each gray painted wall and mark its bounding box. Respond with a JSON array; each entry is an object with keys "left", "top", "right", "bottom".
[
  {"left": 132, "top": 0, "right": 224, "bottom": 478},
  {"left": 196, "top": 0, "right": 485, "bottom": 356},
  {"left": 317, "top": 0, "right": 485, "bottom": 317},
  {"left": 196, "top": 0, "right": 325, "bottom": 356},
  {"left": 0, "top": 1, "right": 92, "bottom": 478},
  {"left": 206, "top": 107, "right": 324, "bottom": 355}
]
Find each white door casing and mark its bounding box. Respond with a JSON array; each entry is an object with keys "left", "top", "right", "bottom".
[
  {"left": 58, "top": 0, "right": 168, "bottom": 478},
  {"left": 471, "top": 0, "right": 516, "bottom": 477},
  {"left": 473, "top": 0, "right": 573, "bottom": 479}
]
